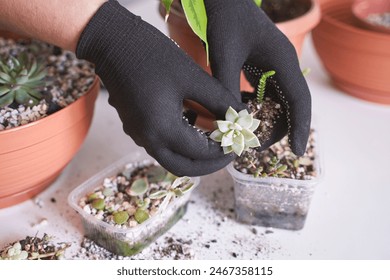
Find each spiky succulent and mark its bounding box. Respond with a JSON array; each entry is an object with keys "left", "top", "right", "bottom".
[
  {"left": 0, "top": 53, "right": 47, "bottom": 108},
  {"left": 210, "top": 107, "right": 261, "bottom": 156}
]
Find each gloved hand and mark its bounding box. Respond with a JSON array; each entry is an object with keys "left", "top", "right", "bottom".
[
  {"left": 204, "top": 0, "right": 312, "bottom": 156},
  {"left": 76, "top": 0, "right": 244, "bottom": 176}
]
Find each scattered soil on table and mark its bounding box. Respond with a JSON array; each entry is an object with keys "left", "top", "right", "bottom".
[
  {"left": 74, "top": 235, "right": 195, "bottom": 260},
  {"left": 0, "top": 233, "right": 70, "bottom": 260}
]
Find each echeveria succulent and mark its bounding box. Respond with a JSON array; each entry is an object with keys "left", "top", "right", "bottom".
[{"left": 210, "top": 107, "right": 261, "bottom": 156}]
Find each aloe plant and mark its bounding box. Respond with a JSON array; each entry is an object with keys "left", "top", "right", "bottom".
[{"left": 0, "top": 53, "right": 47, "bottom": 108}]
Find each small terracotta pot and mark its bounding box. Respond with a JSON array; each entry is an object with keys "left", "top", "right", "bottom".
[
  {"left": 312, "top": 0, "right": 390, "bottom": 104},
  {"left": 352, "top": 0, "right": 390, "bottom": 34},
  {"left": 0, "top": 34, "right": 100, "bottom": 208},
  {"left": 159, "top": 0, "right": 320, "bottom": 129}
]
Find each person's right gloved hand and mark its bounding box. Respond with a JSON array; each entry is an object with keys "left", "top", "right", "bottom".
[
  {"left": 76, "top": 0, "right": 244, "bottom": 176},
  {"left": 204, "top": 0, "right": 312, "bottom": 156}
]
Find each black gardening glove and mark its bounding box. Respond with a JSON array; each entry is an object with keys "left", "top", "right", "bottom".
[
  {"left": 204, "top": 0, "right": 311, "bottom": 156},
  {"left": 76, "top": 0, "right": 244, "bottom": 176}
]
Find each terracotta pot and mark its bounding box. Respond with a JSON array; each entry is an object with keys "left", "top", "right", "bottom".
[
  {"left": 352, "top": 0, "right": 390, "bottom": 34},
  {"left": 159, "top": 0, "right": 321, "bottom": 129},
  {"left": 312, "top": 0, "right": 390, "bottom": 104},
  {"left": 0, "top": 34, "right": 100, "bottom": 208}
]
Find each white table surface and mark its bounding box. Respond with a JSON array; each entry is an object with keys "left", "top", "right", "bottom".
[{"left": 1, "top": 0, "right": 390, "bottom": 260}]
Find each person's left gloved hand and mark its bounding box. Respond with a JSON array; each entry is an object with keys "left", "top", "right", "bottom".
[{"left": 204, "top": 0, "right": 312, "bottom": 156}]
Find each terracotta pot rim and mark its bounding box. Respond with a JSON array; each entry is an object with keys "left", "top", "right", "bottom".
[
  {"left": 166, "top": 0, "right": 321, "bottom": 33},
  {"left": 351, "top": 0, "right": 390, "bottom": 35},
  {"left": 276, "top": 0, "right": 321, "bottom": 36},
  {"left": 0, "top": 76, "right": 100, "bottom": 135},
  {"left": 321, "top": 1, "right": 390, "bottom": 40}
]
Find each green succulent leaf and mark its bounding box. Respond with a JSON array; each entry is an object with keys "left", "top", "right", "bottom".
[
  {"left": 162, "top": 0, "right": 174, "bottom": 21},
  {"left": 241, "top": 128, "right": 257, "bottom": 141},
  {"left": 221, "top": 130, "right": 234, "bottom": 147},
  {"left": 216, "top": 120, "right": 231, "bottom": 133},
  {"left": 0, "top": 86, "right": 10, "bottom": 96},
  {"left": 158, "top": 192, "right": 174, "bottom": 212},
  {"left": 149, "top": 190, "right": 169, "bottom": 200},
  {"left": 137, "top": 198, "right": 151, "bottom": 210},
  {"left": 249, "top": 118, "right": 261, "bottom": 132},
  {"left": 129, "top": 178, "right": 149, "bottom": 196},
  {"left": 225, "top": 106, "right": 239, "bottom": 122},
  {"left": 257, "top": 70, "right": 276, "bottom": 104},
  {"left": 147, "top": 165, "right": 167, "bottom": 183},
  {"left": 210, "top": 106, "right": 261, "bottom": 156},
  {"left": 245, "top": 136, "right": 261, "bottom": 149},
  {"left": 209, "top": 129, "right": 224, "bottom": 142},
  {"left": 134, "top": 209, "right": 150, "bottom": 224},
  {"left": 232, "top": 133, "right": 245, "bottom": 156},
  {"left": 254, "top": 0, "right": 262, "bottom": 7},
  {"left": 181, "top": 0, "right": 209, "bottom": 65},
  {"left": 113, "top": 211, "right": 129, "bottom": 225},
  {"left": 0, "top": 91, "right": 15, "bottom": 107},
  {"left": 180, "top": 182, "right": 194, "bottom": 193},
  {"left": 171, "top": 176, "right": 191, "bottom": 189},
  {"left": 91, "top": 198, "right": 105, "bottom": 210},
  {"left": 237, "top": 114, "right": 253, "bottom": 129},
  {"left": 163, "top": 171, "right": 178, "bottom": 183},
  {"left": 0, "top": 53, "right": 47, "bottom": 108}
]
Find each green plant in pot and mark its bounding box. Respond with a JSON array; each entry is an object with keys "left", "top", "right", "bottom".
[
  {"left": 208, "top": 70, "right": 321, "bottom": 231},
  {"left": 159, "top": 0, "right": 320, "bottom": 130},
  {"left": 69, "top": 158, "right": 200, "bottom": 256},
  {"left": 0, "top": 36, "right": 98, "bottom": 208}
]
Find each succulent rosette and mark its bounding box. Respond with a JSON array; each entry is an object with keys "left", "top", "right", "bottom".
[{"left": 210, "top": 106, "right": 261, "bottom": 156}]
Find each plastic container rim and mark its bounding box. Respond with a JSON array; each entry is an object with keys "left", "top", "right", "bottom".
[{"left": 68, "top": 155, "right": 200, "bottom": 234}]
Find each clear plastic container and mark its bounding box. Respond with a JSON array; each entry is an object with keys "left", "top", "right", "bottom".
[
  {"left": 68, "top": 156, "right": 200, "bottom": 256},
  {"left": 226, "top": 136, "right": 322, "bottom": 231}
]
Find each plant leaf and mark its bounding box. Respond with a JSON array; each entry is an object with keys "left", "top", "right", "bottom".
[
  {"left": 241, "top": 128, "right": 256, "bottom": 141},
  {"left": 162, "top": 0, "right": 174, "bottom": 22},
  {"left": 0, "top": 86, "right": 10, "bottom": 96},
  {"left": 249, "top": 118, "right": 260, "bottom": 132},
  {"left": 147, "top": 165, "right": 167, "bottom": 183},
  {"left": 113, "top": 211, "right": 129, "bottom": 225},
  {"left": 0, "top": 91, "right": 14, "bottom": 107},
  {"left": 232, "top": 133, "right": 245, "bottom": 156},
  {"left": 216, "top": 120, "right": 231, "bottom": 133},
  {"left": 245, "top": 136, "right": 261, "bottom": 149},
  {"left": 180, "top": 182, "right": 194, "bottom": 193},
  {"left": 181, "top": 0, "right": 209, "bottom": 65},
  {"left": 158, "top": 192, "right": 174, "bottom": 212},
  {"left": 171, "top": 176, "right": 191, "bottom": 189},
  {"left": 253, "top": 0, "right": 262, "bottom": 7},
  {"left": 129, "top": 178, "right": 148, "bottom": 196},
  {"left": 91, "top": 198, "right": 105, "bottom": 210},
  {"left": 237, "top": 114, "right": 253, "bottom": 129},
  {"left": 163, "top": 172, "right": 178, "bottom": 183},
  {"left": 223, "top": 146, "right": 233, "bottom": 154},
  {"left": 149, "top": 190, "right": 168, "bottom": 200},
  {"left": 209, "top": 129, "right": 224, "bottom": 142},
  {"left": 225, "top": 106, "right": 238, "bottom": 122},
  {"left": 134, "top": 209, "right": 150, "bottom": 224},
  {"left": 221, "top": 130, "right": 234, "bottom": 147},
  {"left": 173, "top": 189, "right": 184, "bottom": 197}
]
